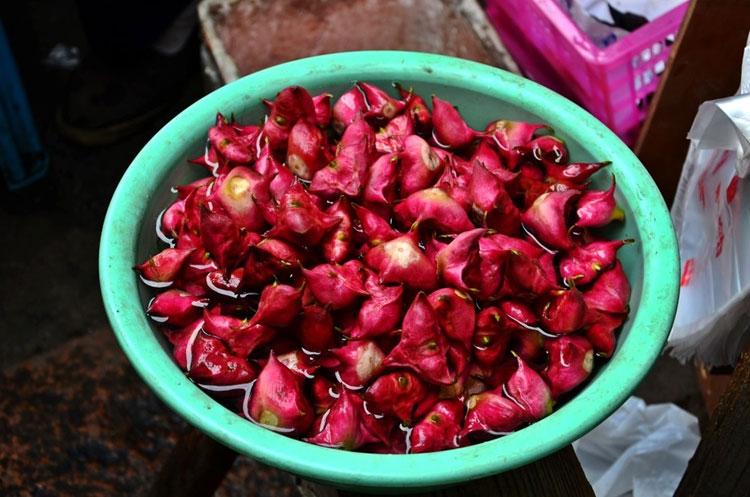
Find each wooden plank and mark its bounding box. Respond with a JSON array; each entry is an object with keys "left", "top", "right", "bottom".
[
  {"left": 299, "top": 445, "right": 594, "bottom": 497},
  {"left": 674, "top": 351, "right": 750, "bottom": 496},
  {"left": 148, "top": 426, "right": 238, "bottom": 497},
  {"left": 634, "top": 0, "right": 749, "bottom": 205}
]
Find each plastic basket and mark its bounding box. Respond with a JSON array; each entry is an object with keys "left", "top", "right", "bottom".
[{"left": 485, "top": 0, "right": 688, "bottom": 146}]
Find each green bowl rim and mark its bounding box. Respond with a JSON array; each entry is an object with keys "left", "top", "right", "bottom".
[{"left": 99, "top": 50, "right": 679, "bottom": 490}]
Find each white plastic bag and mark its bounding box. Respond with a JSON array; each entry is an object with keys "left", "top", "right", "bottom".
[
  {"left": 666, "top": 36, "right": 750, "bottom": 367},
  {"left": 573, "top": 397, "right": 700, "bottom": 497}
]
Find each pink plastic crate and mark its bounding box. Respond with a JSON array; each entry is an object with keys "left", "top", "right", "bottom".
[{"left": 486, "top": 0, "right": 687, "bottom": 146}]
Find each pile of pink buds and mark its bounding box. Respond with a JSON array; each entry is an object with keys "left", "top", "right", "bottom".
[{"left": 134, "top": 83, "right": 632, "bottom": 453}]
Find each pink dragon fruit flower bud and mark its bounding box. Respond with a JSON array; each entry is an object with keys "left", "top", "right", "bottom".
[
  {"left": 261, "top": 85, "right": 317, "bottom": 150},
  {"left": 539, "top": 283, "right": 588, "bottom": 334},
  {"left": 352, "top": 204, "right": 399, "bottom": 247},
  {"left": 209, "top": 166, "right": 270, "bottom": 233},
  {"left": 510, "top": 328, "right": 547, "bottom": 364},
  {"left": 202, "top": 308, "right": 275, "bottom": 358},
  {"left": 249, "top": 283, "right": 303, "bottom": 327},
  {"left": 470, "top": 139, "right": 506, "bottom": 175},
  {"left": 320, "top": 197, "right": 354, "bottom": 264},
  {"left": 505, "top": 250, "right": 559, "bottom": 297},
  {"left": 363, "top": 153, "right": 400, "bottom": 209},
  {"left": 134, "top": 247, "right": 194, "bottom": 286},
  {"left": 584, "top": 309, "right": 625, "bottom": 358},
  {"left": 332, "top": 86, "right": 368, "bottom": 133},
  {"left": 583, "top": 260, "right": 631, "bottom": 314},
  {"left": 310, "top": 116, "right": 375, "bottom": 199},
  {"left": 396, "top": 83, "right": 433, "bottom": 135},
  {"left": 484, "top": 232, "right": 545, "bottom": 259},
  {"left": 359, "top": 82, "right": 406, "bottom": 122},
  {"left": 312, "top": 92, "right": 333, "bottom": 127},
  {"left": 161, "top": 199, "right": 186, "bottom": 238},
  {"left": 466, "top": 356, "right": 518, "bottom": 391},
  {"left": 559, "top": 238, "right": 634, "bottom": 285},
  {"left": 147, "top": 289, "right": 208, "bottom": 327},
  {"left": 305, "top": 389, "right": 379, "bottom": 450},
  {"left": 286, "top": 120, "right": 333, "bottom": 180},
  {"left": 303, "top": 262, "right": 369, "bottom": 310},
  {"left": 413, "top": 389, "right": 442, "bottom": 421},
  {"left": 476, "top": 237, "right": 509, "bottom": 301},
  {"left": 352, "top": 276, "right": 404, "bottom": 339},
  {"left": 434, "top": 159, "right": 472, "bottom": 210},
  {"left": 501, "top": 300, "right": 539, "bottom": 329},
  {"left": 436, "top": 228, "right": 486, "bottom": 293},
  {"left": 409, "top": 400, "right": 463, "bottom": 453},
  {"left": 277, "top": 349, "right": 319, "bottom": 379},
  {"left": 207, "top": 115, "right": 255, "bottom": 164},
  {"left": 506, "top": 354, "right": 554, "bottom": 420},
  {"left": 329, "top": 339, "right": 385, "bottom": 389},
  {"left": 427, "top": 288, "right": 476, "bottom": 348},
  {"left": 364, "top": 371, "right": 428, "bottom": 424},
  {"left": 309, "top": 375, "right": 338, "bottom": 414},
  {"left": 522, "top": 135, "right": 569, "bottom": 165},
  {"left": 206, "top": 267, "right": 244, "bottom": 299},
  {"left": 199, "top": 206, "right": 248, "bottom": 271},
  {"left": 181, "top": 179, "right": 210, "bottom": 225},
  {"left": 485, "top": 119, "right": 551, "bottom": 170},
  {"left": 266, "top": 182, "right": 341, "bottom": 246},
  {"left": 375, "top": 113, "right": 414, "bottom": 153},
  {"left": 255, "top": 237, "right": 311, "bottom": 270},
  {"left": 393, "top": 188, "right": 475, "bottom": 234},
  {"left": 543, "top": 335, "right": 595, "bottom": 398},
  {"left": 187, "top": 331, "right": 259, "bottom": 386},
  {"left": 520, "top": 189, "right": 581, "bottom": 251},
  {"left": 364, "top": 232, "right": 438, "bottom": 290},
  {"left": 422, "top": 233, "right": 448, "bottom": 267},
  {"left": 398, "top": 135, "right": 444, "bottom": 197},
  {"left": 296, "top": 304, "right": 334, "bottom": 353},
  {"left": 545, "top": 161, "right": 610, "bottom": 183},
  {"left": 461, "top": 389, "right": 527, "bottom": 439},
  {"left": 249, "top": 352, "right": 314, "bottom": 435},
  {"left": 384, "top": 292, "right": 454, "bottom": 385},
  {"left": 431, "top": 95, "right": 481, "bottom": 149},
  {"left": 470, "top": 162, "right": 521, "bottom": 236},
  {"left": 575, "top": 175, "right": 624, "bottom": 228},
  {"left": 472, "top": 307, "right": 512, "bottom": 368},
  {"left": 188, "top": 145, "right": 221, "bottom": 176}
]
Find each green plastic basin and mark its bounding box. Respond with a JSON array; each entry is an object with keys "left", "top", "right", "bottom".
[{"left": 99, "top": 51, "right": 679, "bottom": 493}]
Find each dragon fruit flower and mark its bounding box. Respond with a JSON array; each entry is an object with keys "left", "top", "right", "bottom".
[
  {"left": 312, "top": 92, "right": 333, "bottom": 127},
  {"left": 182, "top": 183, "right": 209, "bottom": 232},
  {"left": 584, "top": 309, "right": 625, "bottom": 358},
  {"left": 470, "top": 162, "right": 521, "bottom": 236},
  {"left": 470, "top": 139, "right": 505, "bottom": 175},
  {"left": 523, "top": 135, "right": 569, "bottom": 165},
  {"left": 261, "top": 85, "right": 317, "bottom": 150},
  {"left": 303, "top": 261, "right": 369, "bottom": 310},
  {"left": 352, "top": 204, "right": 399, "bottom": 247},
  {"left": 358, "top": 82, "right": 406, "bottom": 122},
  {"left": 427, "top": 288, "right": 476, "bottom": 348},
  {"left": 320, "top": 197, "right": 354, "bottom": 264},
  {"left": 210, "top": 166, "right": 270, "bottom": 232},
  {"left": 352, "top": 276, "right": 404, "bottom": 339},
  {"left": 207, "top": 114, "right": 255, "bottom": 164},
  {"left": 543, "top": 335, "right": 595, "bottom": 398},
  {"left": 395, "top": 83, "right": 433, "bottom": 134},
  {"left": 431, "top": 95, "right": 481, "bottom": 149},
  {"left": 545, "top": 161, "right": 610, "bottom": 183},
  {"left": 286, "top": 120, "right": 333, "bottom": 180},
  {"left": 187, "top": 332, "right": 258, "bottom": 386},
  {"left": 297, "top": 304, "right": 334, "bottom": 353},
  {"left": 277, "top": 349, "right": 320, "bottom": 379},
  {"left": 476, "top": 237, "right": 510, "bottom": 300},
  {"left": 472, "top": 307, "right": 512, "bottom": 368},
  {"left": 364, "top": 232, "right": 438, "bottom": 290},
  {"left": 309, "top": 375, "right": 338, "bottom": 414},
  {"left": 384, "top": 292, "right": 454, "bottom": 385},
  {"left": 134, "top": 247, "right": 194, "bottom": 285},
  {"left": 147, "top": 290, "right": 208, "bottom": 327},
  {"left": 434, "top": 159, "right": 472, "bottom": 210},
  {"left": 249, "top": 283, "right": 303, "bottom": 327},
  {"left": 485, "top": 119, "right": 551, "bottom": 170},
  {"left": 461, "top": 389, "right": 527, "bottom": 438},
  {"left": 559, "top": 239, "right": 633, "bottom": 285},
  {"left": 332, "top": 86, "right": 368, "bottom": 133},
  {"left": 575, "top": 175, "right": 624, "bottom": 228},
  {"left": 206, "top": 267, "right": 245, "bottom": 300},
  {"left": 409, "top": 400, "right": 463, "bottom": 453},
  {"left": 364, "top": 371, "right": 428, "bottom": 424},
  {"left": 202, "top": 308, "right": 275, "bottom": 358},
  {"left": 266, "top": 182, "right": 340, "bottom": 246},
  {"left": 329, "top": 339, "right": 385, "bottom": 389},
  {"left": 399, "top": 135, "right": 444, "bottom": 197},
  {"left": 506, "top": 355, "right": 554, "bottom": 420},
  {"left": 305, "top": 389, "right": 378, "bottom": 450},
  {"left": 249, "top": 352, "right": 314, "bottom": 435},
  {"left": 199, "top": 207, "right": 250, "bottom": 271},
  {"left": 310, "top": 116, "right": 374, "bottom": 198},
  {"left": 521, "top": 189, "right": 581, "bottom": 251},
  {"left": 436, "top": 228, "right": 485, "bottom": 293},
  {"left": 393, "top": 188, "right": 475, "bottom": 234},
  {"left": 375, "top": 113, "right": 414, "bottom": 154},
  {"left": 505, "top": 250, "right": 559, "bottom": 297},
  {"left": 161, "top": 199, "right": 186, "bottom": 238},
  {"left": 539, "top": 283, "right": 588, "bottom": 335},
  {"left": 583, "top": 260, "right": 630, "bottom": 314},
  {"left": 363, "top": 153, "right": 399, "bottom": 208}
]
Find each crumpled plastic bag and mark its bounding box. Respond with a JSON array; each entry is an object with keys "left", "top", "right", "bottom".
[
  {"left": 666, "top": 35, "right": 750, "bottom": 367},
  {"left": 573, "top": 397, "right": 700, "bottom": 497}
]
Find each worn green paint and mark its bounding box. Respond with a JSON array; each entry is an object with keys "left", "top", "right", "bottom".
[{"left": 99, "top": 51, "right": 679, "bottom": 493}]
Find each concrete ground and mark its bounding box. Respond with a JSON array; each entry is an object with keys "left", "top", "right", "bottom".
[{"left": 0, "top": 1, "right": 705, "bottom": 495}]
